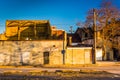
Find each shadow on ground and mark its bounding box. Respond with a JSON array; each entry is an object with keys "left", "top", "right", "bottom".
[{"left": 0, "top": 70, "right": 120, "bottom": 80}]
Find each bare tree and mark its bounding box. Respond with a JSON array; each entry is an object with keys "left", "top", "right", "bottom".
[{"left": 85, "top": 0, "right": 120, "bottom": 60}]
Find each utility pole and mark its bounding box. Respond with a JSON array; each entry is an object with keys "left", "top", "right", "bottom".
[
  {"left": 62, "top": 31, "right": 65, "bottom": 64},
  {"left": 93, "top": 9, "right": 97, "bottom": 64}
]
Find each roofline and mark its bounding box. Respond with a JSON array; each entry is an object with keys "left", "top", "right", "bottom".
[
  {"left": 52, "top": 29, "right": 65, "bottom": 31},
  {"left": 6, "top": 20, "right": 49, "bottom": 21},
  {"left": 67, "top": 47, "right": 92, "bottom": 49}
]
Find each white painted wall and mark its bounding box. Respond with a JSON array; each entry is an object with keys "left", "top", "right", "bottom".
[{"left": 96, "top": 48, "right": 102, "bottom": 61}]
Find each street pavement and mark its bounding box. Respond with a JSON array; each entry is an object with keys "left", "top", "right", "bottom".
[{"left": 0, "top": 66, "right": 120, "bottom": 75}]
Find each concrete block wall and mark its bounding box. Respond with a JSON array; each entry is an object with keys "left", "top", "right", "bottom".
[
  {"left": 0, "top": 40, "right": 63, "bottom": 65},
  {"left": 65, "top": 47, "right": 92, "bottom": 64}
]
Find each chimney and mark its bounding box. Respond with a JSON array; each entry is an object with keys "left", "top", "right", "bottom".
[{"left": 68, "top": 37, "right": 72, "bottom": 46}]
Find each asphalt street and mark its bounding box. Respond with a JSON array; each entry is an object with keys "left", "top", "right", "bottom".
[{"left": 0, "top": 66, "right": 120, "bottom": 74}]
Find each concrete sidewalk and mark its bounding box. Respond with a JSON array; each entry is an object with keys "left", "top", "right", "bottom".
[
  {"left": 0, "top": 61, "right": 120, "bottom": 75},
  {"left": 0, "top": 61, "right": 120, "bottom": 68},
  {"left": 0, "top": 66, "right": 120, "bottom": 75},
  {"left": 96, "top": 61, "right": 120, "bottom": 66},
  {"left": 43, "top": 61, "right": 120, "bottom": 67}
]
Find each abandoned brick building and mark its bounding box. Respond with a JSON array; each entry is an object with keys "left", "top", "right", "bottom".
[{"left": 0, "top": 20, "right": 93, "bottom": 66}]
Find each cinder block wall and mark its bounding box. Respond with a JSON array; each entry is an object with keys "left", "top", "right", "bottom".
[
  {"left": 0, "top": 40, "right": 63, "bottom": 66},
  {"left": 65, "top": 47, "right": 92, "bottom": 64}
]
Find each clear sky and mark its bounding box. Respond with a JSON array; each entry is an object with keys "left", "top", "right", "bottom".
[{"left": 0, "top": 0, "right": 119, "bottom": 33}]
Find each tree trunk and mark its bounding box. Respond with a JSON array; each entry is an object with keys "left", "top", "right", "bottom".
[{"left": 102, "top": 44, "right": 106, "bottom": 60}]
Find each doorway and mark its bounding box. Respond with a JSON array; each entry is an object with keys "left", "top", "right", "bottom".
[
  {"left": 107, "top": 52, "right": 110, "bottom": 61},
  {"left": 113, "top": 48, "right": 119, "bottom": 60},
  {"left": 43, "top": 52, "right": 49, "bottom": 64}
]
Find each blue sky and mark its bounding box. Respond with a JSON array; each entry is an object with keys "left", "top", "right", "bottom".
[{"left": 0, "top": 0, "right": 120, "bottom": 33}]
